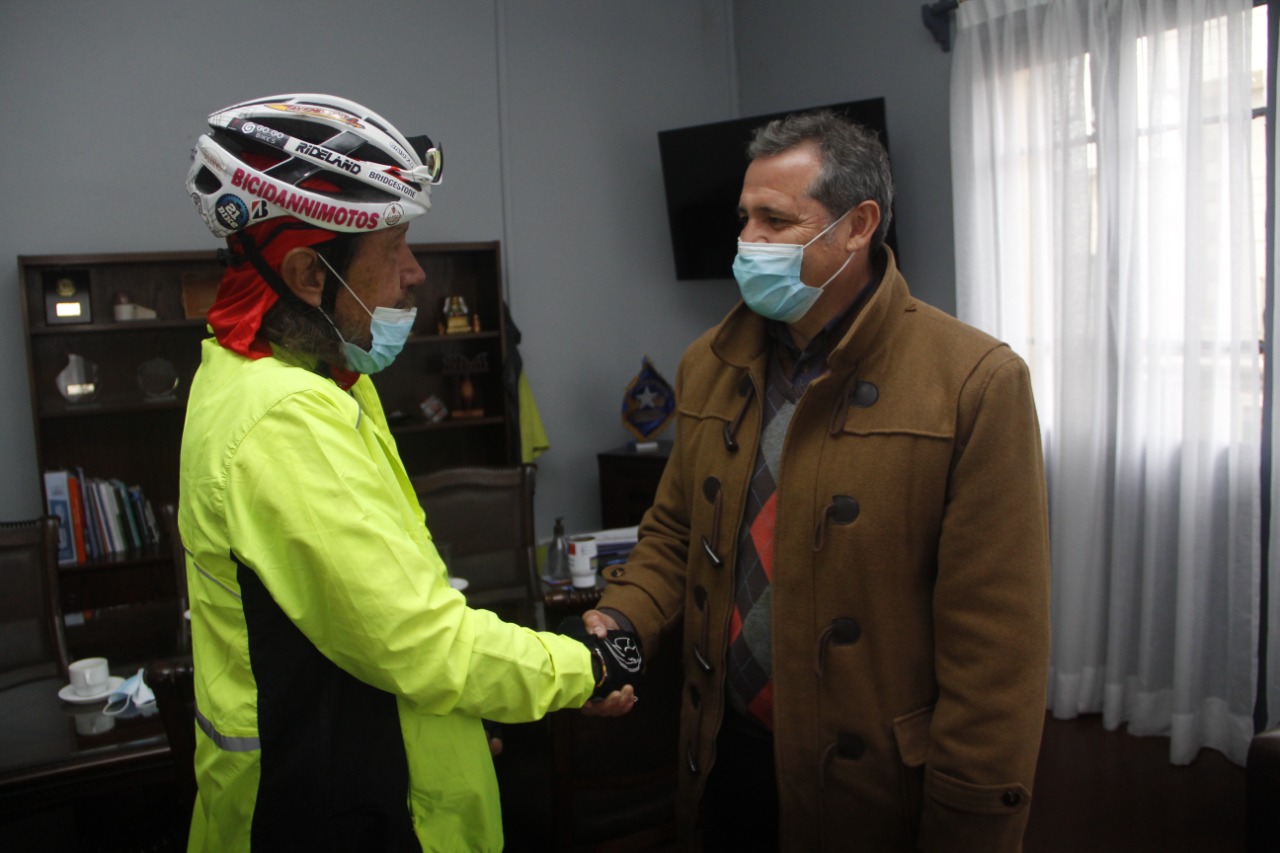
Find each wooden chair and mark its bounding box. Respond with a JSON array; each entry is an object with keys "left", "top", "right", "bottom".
[
  {"left": 160, "top": 503, "right": 190, "bottom": 654},
  {"left": 0, "top": 516, "right": 70, "bottom": 691},
  {"left": 145, "top": 655, "right": 197, "bottom": 840},
  {"left": 410, "top": 464, "right": 542, "bottom": 629},
  {"left": 146, "top": 505, "right": 198, "bottom": 837}
]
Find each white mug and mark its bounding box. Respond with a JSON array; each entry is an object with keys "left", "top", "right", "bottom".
[
  {"left": 568, "top": 536, "right": 598, "bottom": 589},
  {"left": 68, "top": 657, "right": 110, "bottom": 697}
]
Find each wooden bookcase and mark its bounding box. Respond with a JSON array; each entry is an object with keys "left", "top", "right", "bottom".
[
  {"left": 370, "top": 242, "right": 516, "bottom": 474},
  {"left": 19, "top": 242, "right": 514, "bottom": 660}
]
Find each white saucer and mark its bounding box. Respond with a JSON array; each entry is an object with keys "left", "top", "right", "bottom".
[{"left": 58, "top": 675, "right": 125, "bottom": 704}]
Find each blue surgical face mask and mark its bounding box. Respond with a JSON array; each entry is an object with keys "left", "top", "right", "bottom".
[
  {"left": 316, "top": 252, "right": 417, "bottom": 374},
  {"left": 732, "top": 209, "right": 856, "bottom": 324},
  {"left": 104, "top": 668, "right": 155, "bottom": 716}
]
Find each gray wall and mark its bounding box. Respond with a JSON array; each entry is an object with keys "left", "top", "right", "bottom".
[
  {"left": 497, "top": 1, "right": 740, "bottom": 537},
  {"left": 0, "top": 0, "right": 955, "bottom": 539},
  {"left": 733, "top": 0, "right": 958, "bottom": 313},
  {"left": 0, "top": 0, "right": 507, "bottom": 515}
]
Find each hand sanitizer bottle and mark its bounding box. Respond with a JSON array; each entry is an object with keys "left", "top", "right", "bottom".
[{"left": 547, "top": 517, "right": 571, "bottom": 583}]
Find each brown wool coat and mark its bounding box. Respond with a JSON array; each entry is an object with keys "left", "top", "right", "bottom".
[{"left": 598, "top": 250, "right": 1051, "bottom": 852}]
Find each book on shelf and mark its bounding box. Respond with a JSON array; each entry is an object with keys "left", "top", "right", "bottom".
[
  {"left": 81, "top": 472, "right": 103, "bottom": 558},
  {"left": 45, "top": 469, "right": 161, "bottom": 560},
  {"left": 94, "top": 479, "right": 124, "bottom": 555},
  {"left": 89, "top": 478, "right": 116, "bottom": 556},
  {"left": 129, "top": 485, "right": 160, "bottom": 546},
  {"left": 65, "top": 472, "right": 88, "bottom": 565},
  {"left": 42, "top": 470, "right": 79, "bottom": 566},
  {"left": 74, "top": 466, "right": 101, "bottom": 561},
  {"left": 111, "top": 479, "right": 142, "bottom": 551}
]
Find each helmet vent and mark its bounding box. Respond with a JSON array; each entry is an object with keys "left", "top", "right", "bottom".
[{"left": 193, "top": 167, "right": 221, "bottom": 194}]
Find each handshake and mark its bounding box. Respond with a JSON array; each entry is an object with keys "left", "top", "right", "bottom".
[{"left": 557, "top": 616, "right": 643, "bottom": 706}]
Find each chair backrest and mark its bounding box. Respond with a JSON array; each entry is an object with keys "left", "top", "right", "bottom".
[
  {"left": 0, "top": 516, "right": 70, "bottom": 689},
  {"left": 410, "top": 464, "right": 541, "bottom": 628},
  {"left": 145, "top": 655, "right": 197, "bottom": 832},
  {"left": 160, "top": 503, "right": 190, "bottom": 654}
]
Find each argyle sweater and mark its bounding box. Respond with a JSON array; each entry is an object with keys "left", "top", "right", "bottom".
[{"left": 725, "top": 319, "right": 845, "bottom": 731}]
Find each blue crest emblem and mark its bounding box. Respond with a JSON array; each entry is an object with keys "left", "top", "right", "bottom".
[{"left": 621, "top": 356, "right": 675, "bottom": 440}]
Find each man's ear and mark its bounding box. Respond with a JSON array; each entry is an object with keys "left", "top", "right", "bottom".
[
  {"left": 844, "top": 200, "right": 881, "bottom": 253},
  {"left": 279, "top": 247, "right": 326, "bottom": 308}
]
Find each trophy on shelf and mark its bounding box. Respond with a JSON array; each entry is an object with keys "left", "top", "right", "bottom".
[
  {"left": 42, "top": 270, "right": 92, "bottom": 325},
  {"left": 442, "top": 352, "right": 488, "bottom": 418},
  {"left": 113, "top": 290, "right": 158, "bottom": 322},
  {"left": 438, "top": 295, "right": 480, "bottom": 335},
  {"left": 419, "top": 393, "right": 449, "bottom": 423},
  {"left": 55, "top": 353, "right": 98, "bottom": 404},
  {"left": 136, "top": 357, "right": 179, "bottom": 401}
]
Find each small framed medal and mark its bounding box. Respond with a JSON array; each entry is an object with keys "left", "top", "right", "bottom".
[{"left": 42, "top": 270, "right": 92, "bottom": 325}]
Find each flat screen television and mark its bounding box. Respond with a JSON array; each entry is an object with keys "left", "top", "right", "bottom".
[{"left": 657, "top": 97, "right": 895, "bottom": 281}]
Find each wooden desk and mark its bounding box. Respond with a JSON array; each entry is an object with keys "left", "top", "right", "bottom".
[
  {"left": 0, "top": 676, "right": 173, "bottom": 820},
  {"left": 543, "top": 585, "right": 604, "bottom": 616}
]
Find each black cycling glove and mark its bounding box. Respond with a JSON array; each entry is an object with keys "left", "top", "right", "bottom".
[{"left": 557, "top": 616, "right": 643, "bottom": 701}]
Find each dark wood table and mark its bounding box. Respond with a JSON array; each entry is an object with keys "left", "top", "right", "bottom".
[
  {"left": 597, "top": 441, "right": 672, "bottom": 529},
  {"left": 542, "top": 583, "right": 604, "bottom": 616},
  {"left": 0, "top": 674, "right": 174, "bottom": 820}
]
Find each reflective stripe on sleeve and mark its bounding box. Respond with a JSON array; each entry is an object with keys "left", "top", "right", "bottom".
[{"left": 195, "top": 706, "right": 261, "bottom": 752}]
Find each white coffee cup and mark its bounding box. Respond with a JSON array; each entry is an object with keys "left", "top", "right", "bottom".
[{"left": 68, "top": 657, "right": 110, "bottom": 697}]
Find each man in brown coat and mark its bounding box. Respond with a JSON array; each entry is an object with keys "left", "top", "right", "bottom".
[{"left": 582, "top": 110, "right": 1050, "bottom": 851}]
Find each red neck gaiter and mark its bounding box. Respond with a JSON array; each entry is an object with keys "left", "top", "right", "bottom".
[
  {"left": 207, "top": 219, "right": 334, "bottom": 360},
  {"left": 206, "top": 219, "right": 362, "bottom": 389}
]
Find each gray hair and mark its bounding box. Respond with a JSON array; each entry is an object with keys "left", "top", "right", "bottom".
[
  {"left": 747, "top": 110, "right": 894, "bottom": 249},
  {"left": 259, "top": 233, "right": 360, "bottom": 366},
  {"left": 261, "top": 299, "right": 347, "bottom": 365}
]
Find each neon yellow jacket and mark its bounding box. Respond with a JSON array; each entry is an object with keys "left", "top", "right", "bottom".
[{"left": 179, "top": 338, "right": 595, "bottom": 852}]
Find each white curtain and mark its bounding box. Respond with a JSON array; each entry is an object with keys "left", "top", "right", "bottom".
[
  {"left": 1270, "top": 0, "right": 1280, "bottom": 749},
  {"left": 952, "top": 0, "right": 1262, "bottom": 765}
]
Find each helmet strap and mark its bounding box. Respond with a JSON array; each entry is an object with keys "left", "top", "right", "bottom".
[
  {"left": 314, "top": 233, "right": 358, "bottom": 315},
  {"left": 229, "top": 222, "right": 335, "bottom": 303}
]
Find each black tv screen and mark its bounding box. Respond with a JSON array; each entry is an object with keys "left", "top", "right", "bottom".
[{"left": 657, "top": 97, "right": 895, "bottom": 280}]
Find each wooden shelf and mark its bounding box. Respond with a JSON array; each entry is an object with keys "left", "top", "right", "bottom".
[
  {"left": 408, "top": 331, "right": 501, "bottom": 344},
  {"left": 38, "top": 398, "right": 187, "bottom": 418},
  {"left": 390, "top": 416, "right": 506, "bottom": 435},
  {"left": 20, "top": 242, "right": 517, "bottom": 657},
  {"left": 56, "top": 546, "right": 172, "bottom": 574},
  {"left": 28, "top": 319, "right": 207, "bottom": 336}
]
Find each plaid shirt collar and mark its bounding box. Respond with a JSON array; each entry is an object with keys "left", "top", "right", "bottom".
[{"left": 765, "top": 266, "right": 884, "bottom": 387}]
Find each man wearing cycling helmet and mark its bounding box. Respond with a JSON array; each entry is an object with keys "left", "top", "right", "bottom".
[{"left": 180, "top": 94, "right": 639, "bottom": 852}]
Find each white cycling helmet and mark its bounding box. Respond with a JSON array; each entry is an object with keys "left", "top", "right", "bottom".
[{"left": 187, "top": 93, "right": 443, "bottom": 238}]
